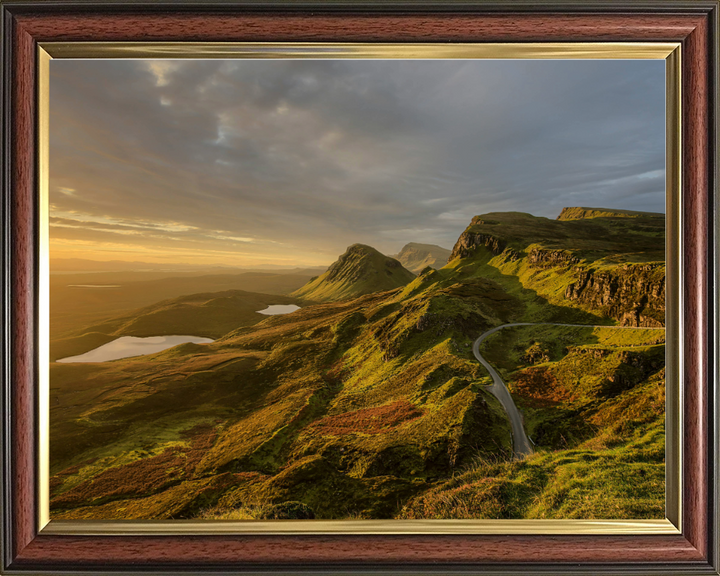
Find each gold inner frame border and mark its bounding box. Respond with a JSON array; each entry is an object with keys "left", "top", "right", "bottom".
[{"left": 37, "top": 41, "right": 682, "bottom": 536}]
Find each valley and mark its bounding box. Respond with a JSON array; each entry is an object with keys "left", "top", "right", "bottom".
[{"left": 49, "top": 207, "right": 666, "bottom": 521}]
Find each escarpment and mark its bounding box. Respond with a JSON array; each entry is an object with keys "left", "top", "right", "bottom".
[
  {"left": 564, "top": 264, "right": 665, "bottom": 326},
  {"left": 557, "top": 206, "right": 664, "bottom": 221},
  {"left": 527, "top": 248, "right": 580, "bottom": 268},
  {"left": 448, "top": 208, "right": 666, "bottom": 327},
  {"left": 449, "top": 232, "right": 522, "bottom": 262},
  {"left": 450, "top": 231, "right": 506, "bottom": 260}
]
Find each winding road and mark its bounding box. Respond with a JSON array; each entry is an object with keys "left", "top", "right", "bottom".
[{"left": 472, "top": 322, "right": 666, "bottom": 459}]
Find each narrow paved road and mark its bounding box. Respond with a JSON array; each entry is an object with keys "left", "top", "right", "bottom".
[{"left": 472, "top": 322, "right": 666, "bottom": 460}]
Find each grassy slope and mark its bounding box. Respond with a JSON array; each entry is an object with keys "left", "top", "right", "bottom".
[
  {"left": 49, "top": 282, "right": 517, "bottom": 520},
  {"left": 49, "top": 209, "right": 667, "bottom": 520},
  {"left": 391, "top": 212, "right": 666, "bottom": 519},
  {"left": 398, "top": 325, "right": 665, "bottom": 519},
  {"left": 292, "top": 244, "right": 415, "bottom": 302}
]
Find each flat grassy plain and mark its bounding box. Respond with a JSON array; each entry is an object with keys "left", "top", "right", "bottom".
[{"left": 49, "top": 210, "right": 667, "bottom": 520}]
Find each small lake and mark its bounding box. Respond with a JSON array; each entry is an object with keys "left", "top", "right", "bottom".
[
  {"left": 256, "top": 304, "right": 301, "bottom": 315},
  {"left": 57, "top": 335, "right": 214, "bottom": 363}
]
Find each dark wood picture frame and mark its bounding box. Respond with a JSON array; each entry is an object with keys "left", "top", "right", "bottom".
[{"left": 1, "top": 1, "right": 718, "bottom": 573}]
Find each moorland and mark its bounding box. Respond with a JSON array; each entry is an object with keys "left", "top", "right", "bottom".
[{"left": 49, "top": 207, "right": 666, "bottom": 520}]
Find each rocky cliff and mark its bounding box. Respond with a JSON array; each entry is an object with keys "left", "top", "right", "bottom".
[
  {"left": 449, "top": 228, "right": 524, "bottom": 263},
  {"left": 564, "top": 263, "right": 665, "bottom": 326},
  {"left": 526, "top": 248, "right": 580, "bottom": 269},
  {"left": 448, "top": 208, "right": 665, "bottom": 326}
]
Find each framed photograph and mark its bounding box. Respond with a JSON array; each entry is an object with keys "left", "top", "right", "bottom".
[{"left": 1, "top": 1, "right": 718, "bottom": 574}]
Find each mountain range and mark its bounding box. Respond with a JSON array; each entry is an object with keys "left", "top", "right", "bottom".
[{"left": 48, "top": 207, "right": 666, "bottom": 521}]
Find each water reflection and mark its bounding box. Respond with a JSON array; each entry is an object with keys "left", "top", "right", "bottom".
[
  {"left": 256, "top": 304, "right": 301, "bottom": 315},
  {"left": 57, "top": 335, "right": 213, "bottom": 363}
]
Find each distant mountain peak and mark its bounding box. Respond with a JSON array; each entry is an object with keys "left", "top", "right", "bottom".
[
  {"left": 292, "top": 244, "right": 415, "bottom": 302},
  {"left": 393, "top": 243, "right": 451, "bottom": 274}
]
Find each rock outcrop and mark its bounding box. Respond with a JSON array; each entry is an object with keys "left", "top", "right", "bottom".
[
  {"left": 527, "top": 248, "right": 580, "bottom": 269},
  {"left": 449, "top": 231, "right": 520, "bottom": 262},
  {"left": 564, "top": 264, "right": 665, "bottom": 326}
]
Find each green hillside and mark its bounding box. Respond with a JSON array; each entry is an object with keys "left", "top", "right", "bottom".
[
  {"left": 48, "top": 207, "right": 666, "bottom": 521},
  {"left": 447, "top": 210, "right": 665, "bottom": 326},
  {"left": 49, "top": 288, "right": 513, "bottom": 519},
  {"left": 451, "top": 210, "right": 664, "bottom": 264},
  {"left": 399, "top": 325, "right": 665, "bottom": 520},
  {"left": 292, "top": 244, "right": 415, "bottom": 302},
  {"left": 392, "top": 243, "right": 451, "bottom": 274}
]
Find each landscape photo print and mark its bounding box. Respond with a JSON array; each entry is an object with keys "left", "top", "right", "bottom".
[{"left": 48, "top": 54, "right": 668, "bottom": 522}]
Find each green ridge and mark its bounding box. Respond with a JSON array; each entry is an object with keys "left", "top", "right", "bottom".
[{"left": 292, "top": 244, "right": 415, "bottom": 302}]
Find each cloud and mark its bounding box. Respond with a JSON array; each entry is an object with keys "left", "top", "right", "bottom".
[
  {"left": 49, "top": 58, "right": 665, "bottom": 265},
  {"left": 143, "top": 61, "right": 182, "bottom": 87}
]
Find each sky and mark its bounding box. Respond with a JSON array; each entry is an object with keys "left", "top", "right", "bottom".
[{"left": 49, "top": 58, "right": 665, "bottom": 268}]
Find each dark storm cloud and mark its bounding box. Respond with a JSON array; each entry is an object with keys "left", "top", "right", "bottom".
[{"left": 49, "top": 58, "right": 665, "bottom": 265}]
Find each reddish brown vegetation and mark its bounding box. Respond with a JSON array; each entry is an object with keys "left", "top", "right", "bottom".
[
  {"left": 232, "top": 471, "right": 266, "bottom": 483},
  {"left": 323, "top": 360, "right": 349, "bottom": 386},
  {"left": 50, "top": 424, "right": 219, "bottom": 509},
  {"left": 49, "top": 476, "right": 64, "bottom": 494},
  {"left": 511, "top": 367, "right": 574, "bottom": 407},
  {"left": 305, "top": 400, "right": 422, "bottom": 436},
  {"left": 50, "top": 457, "right": 99, "bottom": 496}
]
